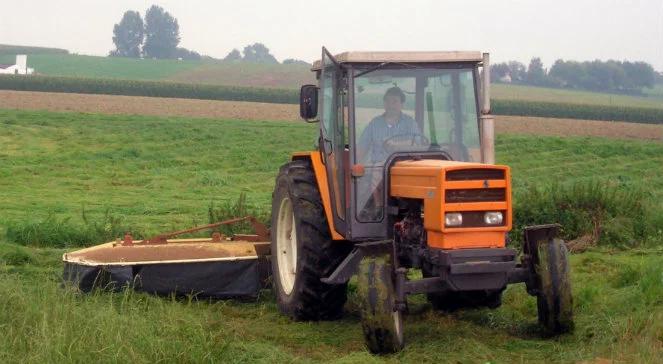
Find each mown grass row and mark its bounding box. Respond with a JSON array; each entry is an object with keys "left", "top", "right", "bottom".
[{"left": 2, "top": 75, "right": 663, "bottom": 123}]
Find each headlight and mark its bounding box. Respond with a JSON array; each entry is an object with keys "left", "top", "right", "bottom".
[
  {"left": 445, "top": 212, "right": 463, "bottom": 227},
  {"left": 484, "top": 212, "right": 503, "bottom": 225}
]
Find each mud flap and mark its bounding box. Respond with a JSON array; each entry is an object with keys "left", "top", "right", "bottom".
[{"left": 522, "top": 224, "right": 561, "bottom": 295}]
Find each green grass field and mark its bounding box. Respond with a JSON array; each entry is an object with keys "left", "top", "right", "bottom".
[
  {"left": 1, "top": 52, "right": 662, "bottom": 108},
  {"left": 0, "top": 54, "right": 202, "bottom": 81},
  {"left": 1, "top": 109, "right": 662, "bottom": 362}
]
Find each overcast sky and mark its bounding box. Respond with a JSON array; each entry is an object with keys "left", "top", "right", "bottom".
[{"left": 1, "top": 0, "right": 662, "bottom": 71}]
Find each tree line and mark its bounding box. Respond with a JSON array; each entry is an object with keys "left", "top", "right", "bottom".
[
  {"left": 492, "top": 57, "right": 659, "bottom": 94},
  {"left": 110, "top": 6, "right": 309, "bottom": 65}
]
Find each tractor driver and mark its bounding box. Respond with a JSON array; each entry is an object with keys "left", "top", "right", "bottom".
[
  {"left": 357, "top": 86, "right": 420, "bottom": 164},
  {"left": 356, "top": 86, "right": 422, "bottom": 220}
]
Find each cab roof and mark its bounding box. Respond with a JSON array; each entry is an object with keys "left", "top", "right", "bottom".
[{"left": 311, "top": 51, "right": 483, "bottom": 70}]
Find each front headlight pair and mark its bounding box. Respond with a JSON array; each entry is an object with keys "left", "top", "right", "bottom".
[{"left": 444, "top": 211, "right": 503, "bottom": 227}]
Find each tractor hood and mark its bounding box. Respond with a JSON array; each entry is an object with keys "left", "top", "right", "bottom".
[{"left": 390, "top": 159, "right": 512, "bottom": 249}]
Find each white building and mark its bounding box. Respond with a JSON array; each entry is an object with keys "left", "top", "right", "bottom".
[{"left": 0, "top": 55, "right": 35, "bottom": 75}]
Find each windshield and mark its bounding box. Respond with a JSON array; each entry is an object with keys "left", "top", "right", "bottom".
[{"left": 353, "top": 66, "right": 480, "bottom": 222}]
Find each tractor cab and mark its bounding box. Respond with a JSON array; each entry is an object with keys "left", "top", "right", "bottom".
[{"left": 300, "top": 48, "right": 495, "bottom": 240}]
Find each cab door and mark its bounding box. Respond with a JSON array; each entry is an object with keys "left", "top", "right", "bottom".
[{"left": 319, "top": 47, "right": 348, "bottom": 235}]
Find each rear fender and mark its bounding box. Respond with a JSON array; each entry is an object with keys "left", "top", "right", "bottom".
[{"left": 291, "top": 151, "right": 344, "bottom": 240}]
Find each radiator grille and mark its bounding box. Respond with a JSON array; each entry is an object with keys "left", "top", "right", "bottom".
[
  {"left": 446, "top": 168, "right": 505, "bottom": 181},
  {"left": 445, "top": 188, "right": 506, "bottom": 203}
]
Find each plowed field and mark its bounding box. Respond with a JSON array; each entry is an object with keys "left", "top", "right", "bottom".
[{"left": 0, "top": 90, "right": 660, "bottom": 140}]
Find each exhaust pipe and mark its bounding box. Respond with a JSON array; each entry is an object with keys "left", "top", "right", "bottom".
[{"left": 481, "top": 52, "right": 495, "bottom": 165}]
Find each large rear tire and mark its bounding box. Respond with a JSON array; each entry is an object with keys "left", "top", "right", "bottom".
[
  {"left": 357, "top": 255, "right": 404, "bottom": 354},
  {"left": 271, "top": 160, "right": 350, "bottom": 320},
  {"left": 535, "top": 238, "right": 574, "bottom": 335}
]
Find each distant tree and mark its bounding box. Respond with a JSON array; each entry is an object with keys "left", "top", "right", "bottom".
[
  {"left": 143, "top": 5, "right": 180, "bottom": 59},
  {"left": 223, "top": 49, "right": 242, "bottom": 62},
  {"left": 622, "top": 61, "right": 655, "bottom": 89},
  {"left": 175, "top": 47, "right": 201, "bottom": 60},
  {"left": 584, "top": 60, "right": 617, "bottom": 91},
  {"left": 242, "top": 43, "right": 278, "bottom": 63},
  {"left": 655, "top": 71, "right": 663, "bottom": 84},
  {"left": 526, "top": 57, "right": 548, "bottom": 86},
  {"left": 549, "top": 59, "right": 585, "bottom": 88},
  {"left": 110, "top": 11, "right": 144, "bottom": 58},
  {"left": 490, "top": 62, "right": 511, "bottom": 82},
  {"left": 282, "top": 58, "right": 311, "bottom": 66},
  {"left": 507, "top": 61, "right": 527, "bottom": 83}
]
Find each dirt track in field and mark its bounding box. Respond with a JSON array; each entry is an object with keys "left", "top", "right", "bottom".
[{"left": 0, "top": 90, "right": 661, "bottom": 141}]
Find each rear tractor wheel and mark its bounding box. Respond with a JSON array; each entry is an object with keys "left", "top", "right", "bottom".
[
  {"left": 357, "top": 255, "right": 404, "bottom": 354},
  {"left": 271, "top": 160, "right": 350, "bottom": 321}
]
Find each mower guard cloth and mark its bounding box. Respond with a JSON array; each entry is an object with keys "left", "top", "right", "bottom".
[{"left": 62, "top": 239, "right": 270, "bottom": 299}]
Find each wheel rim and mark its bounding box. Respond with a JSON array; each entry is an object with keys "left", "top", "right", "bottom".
[
  {"left": 393, "top": 305, "right": 404, "bottom": 345},
  {"left": 276, "top": 196, "right": 297, "bottom": 295}
]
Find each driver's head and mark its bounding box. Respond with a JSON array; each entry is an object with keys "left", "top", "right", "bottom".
[{"left": 383, "top": 87, "right": 405, "bottom": 116}]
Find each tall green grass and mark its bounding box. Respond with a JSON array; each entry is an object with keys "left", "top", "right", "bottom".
[
  {"left": 512, "top": 181, "right": 662, "bottom": 248},
  {"left": 5, "top": 209, "right": 142, "bottom": 248},
  {"left": 208, "top": 193, "right": 270, "bottom": 236}
]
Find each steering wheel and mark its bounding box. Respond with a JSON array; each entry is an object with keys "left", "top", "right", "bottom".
[{"left": 382, "top": 133, "right": 430, "bottom": 154}]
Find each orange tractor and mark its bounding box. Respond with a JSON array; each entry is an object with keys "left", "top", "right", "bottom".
[{"left": 270, "top": 48, "right": 573, "bottom": 353}]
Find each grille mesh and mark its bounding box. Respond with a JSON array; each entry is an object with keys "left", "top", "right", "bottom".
[
  {"left": 445, "top": 188, "right": 506, "bottom": 203},
  {"left": 446, "top": 168, "right": 505, "bottom": 181}
]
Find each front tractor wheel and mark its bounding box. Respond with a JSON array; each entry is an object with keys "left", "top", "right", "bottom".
[
  {"left": 271, "top": 160, "right": 350, "bottom": 321},
  {"left": 357, "top": 255, "right": 404, "bottom": 354},
  {"left": 535, "top": 238, "right": 574, "bottom": 335}
]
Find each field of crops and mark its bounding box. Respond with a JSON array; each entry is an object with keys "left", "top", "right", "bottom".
[
  {"left": 0, "top": 108, "right": 661, "bottom": 362},
  {"left": 1, "top": 52, "right": 661, "bottom": 109},
  {"left": 2, "top": 75, "right": 663, "bottom": 123},
  {"left": 0, "top": 90, "right": 661, "bottom": 140}
]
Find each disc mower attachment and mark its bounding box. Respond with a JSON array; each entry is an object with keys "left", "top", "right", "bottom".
[{"left": 62, "top": 217, "right": 271, "bottom": 299}]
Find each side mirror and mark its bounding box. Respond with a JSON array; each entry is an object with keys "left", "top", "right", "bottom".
[{"left": 299, "top": 84, "right": 318, "bottom": 121}]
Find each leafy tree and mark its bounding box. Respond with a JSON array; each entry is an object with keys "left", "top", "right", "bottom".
[
  {"left": 622, "top": 61, "right": 655, "bottom": 89},
  {"left": 175, "top": 47, "right": 201, "bottom": 60},
  {"left": 282, "top": 58, "right": 311, "bottom": 66},
  {"left": 526, "top": 57, "right": 548, "bottom": 86},
  {"left": 549, "top": 60, "right": 585, "bottom": 88},
  {"left": 655, "top": 71, "right": 663, "bottom": 83},
  {"left": 110, "top": 11, "right": 144, "bottom": 58},
  {"left": 507, "top": 61, "right": 527, "bottom": 83},
  {"left": 490, "top": 62, "right": 511, "bottom": 82},
  {"left": 242, "top": 43, "right": 278, "bottom": 63},
  {"left": 143, "top": 5, "right": 180, "bottom": 59},
  {"left": 223, "top": 49, "right": 242, "bottom": 62}
]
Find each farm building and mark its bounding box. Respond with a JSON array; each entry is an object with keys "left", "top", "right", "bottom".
[{"left": 0, "top": 55, "right": 34, "bottom": 75}]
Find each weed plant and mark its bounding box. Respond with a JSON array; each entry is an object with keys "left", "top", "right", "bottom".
[
  {"left": 5, "top": 208, "right": 142, "bottom": 248},
  {"left": 511, "top": 180, "right": 661, "bottom": 247}
]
